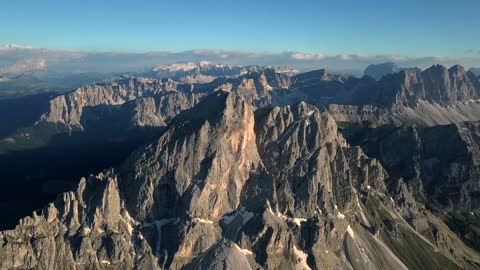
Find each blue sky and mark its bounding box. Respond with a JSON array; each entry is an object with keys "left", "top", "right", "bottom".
[{"left": 1, "top": 0, "right": 479, "bottom": 57}]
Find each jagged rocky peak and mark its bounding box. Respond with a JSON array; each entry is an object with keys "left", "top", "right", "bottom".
[
  {"left": 379, "top": 64, "right": 480, "bottom": 108},
  {"left": 0, "top": 170, "right": 159, "bottom": 269},
  {"left": 41, "top": 77, "right": 166, "bottom": 125},
  {"left": 120, "top": 90, "right": 260, "bottom": 222},
  {"left": 37, "top": 76, "right": 202, "bottom": 131},
  {"left": 449, "top": 64, "right": 467, "bottom": 74},
  {"left": 254, "top": 101, "right": 386, "bottom": 218}
]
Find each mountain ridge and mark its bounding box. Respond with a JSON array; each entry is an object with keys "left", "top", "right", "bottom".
[{"left": 1, "top": 91, "right": 480, "bottom": 269}]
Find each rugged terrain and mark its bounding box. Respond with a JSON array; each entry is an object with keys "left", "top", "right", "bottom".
[
  {"left": 342, "top": 121, "right": 480, "bottom": 251},
  {"left": 3, "top": 64, "right": 480, "bottom": 152},
  {"left": 1, "top": 64, "right": 480, "bottom": 269},
  {"left": 1, "top": 91, "right": 480, "bottom": 269}
]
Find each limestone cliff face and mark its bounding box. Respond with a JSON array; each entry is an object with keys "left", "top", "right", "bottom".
[
  {"left": 41, "top": 78, "right": 172, "bottom": 127},
  {"left": 120, "top": 91, "right": 260, "bottom": 222},
  {"left": 254, "top": 102, "right": 386, "bottom": 217},
  {"left": 2, "top": 91, "right": 480, "bottom": 270},
  {"left": 382, "top": 65, "right": 480, "bottom": 108},
  {"left": 0, "top": 170, "right": 159, "bottom": 270},
  {"left": 119, "top": 91, "right": 261, "bottom": 268}
]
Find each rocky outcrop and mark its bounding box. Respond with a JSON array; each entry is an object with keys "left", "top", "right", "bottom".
[
  {"left": 40, "top": 77, "right": 184, "bottom": 129},
  {"left": 0, "top": 170, "right": 159, "bottom": 269},
  {"left": 120, "top": 91, "right": 260, "bottom": 221},
  {"left": 378, "top": 65, "right": 480, "bottom": 108},
  {"left": 119, "top": 91, "right": 261, "bottom": 268},
  {"left": 305, "top": 65, "right": 480, "bottom": 126}
]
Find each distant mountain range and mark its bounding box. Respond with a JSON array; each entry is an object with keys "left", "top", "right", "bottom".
[
  {"left": 31, "top": 63, "right": 480, "bottom": 130},
  {"left": 142, "top": 61, "right": 299, "bottom": 83}
]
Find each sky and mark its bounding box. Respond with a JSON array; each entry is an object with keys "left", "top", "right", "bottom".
[
  {"left": 1, "top": 0, "right": 479, "bottom": 58},
  {"left": 1, "top": 0, "right": 480, "bottom": 75}
]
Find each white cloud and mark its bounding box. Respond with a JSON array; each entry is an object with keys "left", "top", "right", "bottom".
[{"left": 290, "top": 52, "right": 328, "bottom": 60}]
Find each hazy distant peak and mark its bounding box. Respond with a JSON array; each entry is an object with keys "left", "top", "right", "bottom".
[
  {"left": 364, "top": 62, "right": 400, "bottom": 80},
  {"left": 152, "top": 62, "right": 198, "bottom": 72}
]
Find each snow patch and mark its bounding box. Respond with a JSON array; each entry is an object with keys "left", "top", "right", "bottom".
[
  {"left": 221, "top": 206, "right": 254, "bottom": 225},
  {"left": 100, "top": 260, "right": 111, "bottom": 265}
]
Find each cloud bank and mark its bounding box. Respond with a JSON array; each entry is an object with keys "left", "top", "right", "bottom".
[{"left": 1, "top": 45, "right": 479, "bottom": 76}]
